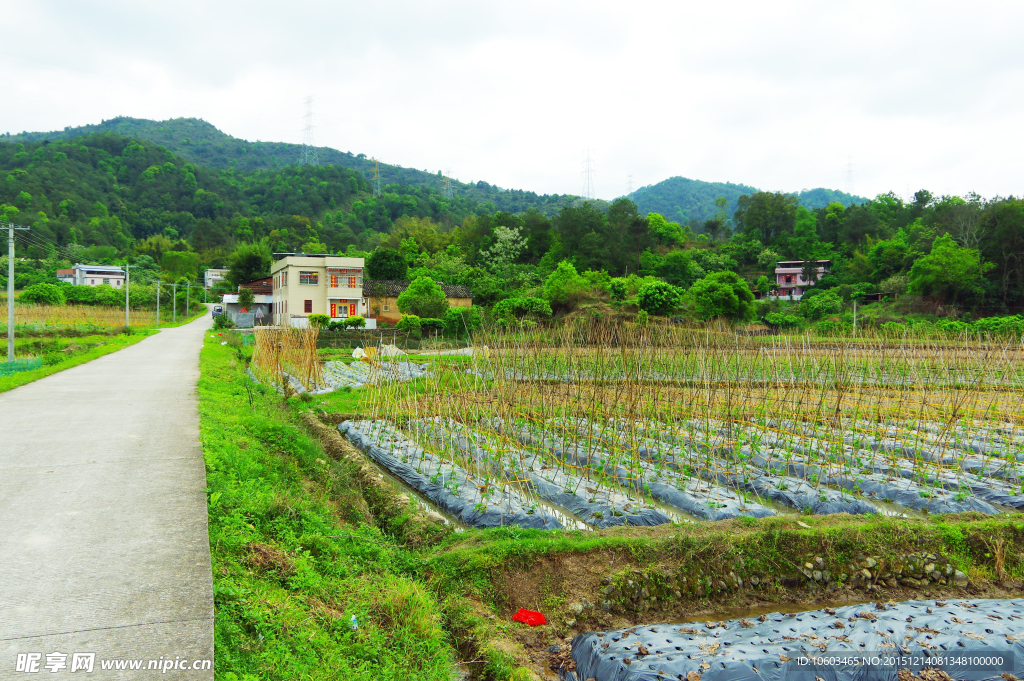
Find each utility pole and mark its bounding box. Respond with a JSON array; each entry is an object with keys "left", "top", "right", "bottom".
[
  {"left": 156, "top": 282, "right": 161, "bottom": 327},
  {"left": 6, "top": 221, "right": 29, "bottom": 362},
  {"left": 172, "top": 283, "right": 177, "bottom": 324},
  {"left": 124, "top": 265, "right": 131, "bottom": 330},
  {"left": 853, "top": 300, "right": 857, "bottom": 338},
  {"left": 186, "top": 281, "right": 190, "bottom": 317}
]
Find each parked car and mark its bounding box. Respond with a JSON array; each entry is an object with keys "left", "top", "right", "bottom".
[{"left": 212, "top": 305, "right": 224, "bottom": 317}]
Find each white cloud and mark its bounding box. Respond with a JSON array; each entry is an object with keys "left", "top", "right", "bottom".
[{"left": 2, "top": 0, "right": 1022, "bottom": 201}]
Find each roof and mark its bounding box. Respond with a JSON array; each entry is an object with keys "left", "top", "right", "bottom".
[
  {"left": 775, "top": 260, "right": 831, "bottom": 265},
  {"left": 74, "top": 264, "right": 124, "bottom": 273},
  {"left": 56, "top": 269, "right": 74, "bottom": 275},
  {"left": 362, "top": 280, "right": 473, "bottom": 299},
  {"left": 239, "top": 277, "right": 272, "bottom": 295}
]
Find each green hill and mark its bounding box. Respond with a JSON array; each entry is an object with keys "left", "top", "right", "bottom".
[
  {"left": 627, "top": 176, "right": 867, "bottom": 225},
  {"left": 4, "top": 117, "right": 579, "bottom": 216}
]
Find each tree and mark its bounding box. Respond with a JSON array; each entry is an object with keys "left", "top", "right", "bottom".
[
  {"left": 543, "top": 260, "right": 589, "bottom": 309},
  {"left": 396, "top": 276, "right": 449, "bottom": 318},
  {"left": 636, "top": 281, "right": 682, "bottom": 316},
  {"left": 492, "top": 297, "right": 552, "bottom": 323},
  {"left": 21, "top": 283, "right": 66, "bottom": 306},
  {"left": 647, "top": 213, "right": 684, "bottom": 245},
  {"left": 366, "top": 248, "right": 407, "bottom": 280},
  {"left": 908, "top": 233, "right": 990, "bottom": 304},
  {"left": 734, "top": 192, "right": 799, "bottom": 246},
  {"left": 442, "top": 306, "right": 483, "bottom": 335},
  {"left": 607, "top": 198, "right": 652, "bottom": 273},
  {"left": 161, "top": 251, "right": 201, "bottom": 279},
  {"left": 227, "top": 239, "right": 272, "bottom": 287},
  {"left": 800, "top": 289, "right": 843, "bottom": 320},
  {"left": 237, "top": 287, "right": 255, "bottom": 310},
  {"left": 478, "top": 225, "right": 527, "bottom": 273},
  {"left": 657, "top": 250, "right": 704, "bottom": 288},
  {"left": 800, "top": 260, "right": 821, "bottom": 287},
  {"left": 686, "top": 271, "right": 755, "bottom": 322}
]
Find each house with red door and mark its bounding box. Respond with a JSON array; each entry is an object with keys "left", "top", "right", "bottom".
[
  {"left": 270, "top": 253, "right": 373, "bottom": 328},
  {"left": 773, "top": 260, "right": 831, "bottom": 298}
]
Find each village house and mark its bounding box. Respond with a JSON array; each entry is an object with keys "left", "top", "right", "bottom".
[
  {"left": 56, "top": 264, "right": 125, "bottom": 288},
  {"left": 204, "top": 268, "right": 229, "bottom": 289},
  {"left": 270, "top": 253, "right": 373, "bottom": 328},
  {"left": 773, "top": 260, "right": 831, "bottom": 298},
  {"left": 362, "top": 280, "right": 473, "bottom": 325},
  {"left": 221, "top": 277, "right": 273, "bottom": 326}
]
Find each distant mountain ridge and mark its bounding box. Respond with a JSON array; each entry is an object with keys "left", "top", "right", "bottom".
[
  {"left": 7, "top": 117, "right": 867, "bottom": 222},
  {"left": 627, "top": 177, "right": 868, "bottom": 225}
]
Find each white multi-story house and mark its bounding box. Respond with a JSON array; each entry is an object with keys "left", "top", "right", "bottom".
[
  {"left": 56, "top": 264, "right": 125, "bottom": 287},
  {"left": 270, "top": 253, "right": 372, "bottom": 327},
  {"left": 204, "top": 268, "right": 229, "bottom": 289}
]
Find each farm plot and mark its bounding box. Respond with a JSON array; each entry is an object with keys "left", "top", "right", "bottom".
[
  {"left": 347, "top": 323, "right": 1024, "bottom": 530},
  {"left": 564, "top": 598, "right": 1024, "bottom": 681}
]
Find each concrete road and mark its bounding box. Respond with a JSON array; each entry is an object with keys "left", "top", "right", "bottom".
[{"left": 0, "top": 314, "right": 215, "bottom": 679}]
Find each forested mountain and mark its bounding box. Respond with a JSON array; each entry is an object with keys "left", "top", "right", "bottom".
[
  {"left": 2, "top": 126, "right": 1021, "bottom": 315},
  {"left": 4, "top": 117, "right": 579, "bottom": 217},
  {"left": 628, "top": 176, "right": 867, "bottom": 225}
]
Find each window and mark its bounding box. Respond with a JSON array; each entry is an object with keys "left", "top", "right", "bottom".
[
  {"left": 304, "top": 300, "right": 313, "bottom": 313},
  {"left": 383, "top": 304, "right": 390, "bottom": 312},
  {"left": 329, "top": 274, "right": 339, "bottom": 288},
  {"left": 348, "top": 276, "right": 356, "bottom": 288},
  {"left": 299, "top": 271, "right": 318, "bottom": 285},
  {"left": 785, "top": 275, "right": 793, "bottom": 284},
  {"left": 103, "top": 278, "right": 110, "bottom": 284}
]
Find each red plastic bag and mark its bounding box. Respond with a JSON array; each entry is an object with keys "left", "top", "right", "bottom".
[{"left": 512, "top": 608, "right": 546, "bottom": 626}]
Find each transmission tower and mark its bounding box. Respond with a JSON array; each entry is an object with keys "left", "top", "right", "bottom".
[
  {"left": 372, "top": 158, "right": 382, "bottom": 196},
  {"left": 442, "top": 168, "right": 455, "bottom": 200},
  {"left": 627, "top": 174, "right": 634, "bottom": 195},
  {"left": 581, "top": 148, "right": 595, "bottom": 200},
  {"left": 301, "top": 95, "right": 319, "bottom": 166}
]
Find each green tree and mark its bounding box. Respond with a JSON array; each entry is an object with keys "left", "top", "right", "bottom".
[
  {"left": 396, "top": 276, "right": 449, "bottom": 318},
  {"left": 543, "top": 260, "right": 589, "bottom": 309},
  {"left": 442, "top": 306, "right": 483, "bottom": 335},
  {"left": 687, "top": 271, "right": 755, "bottom": 322},
  {"left": 657, "top": 250, "right": 704, "bottom": 288},
  {"left": 734, "top": 192, "right": 799, "bottom": 246},
  {"left": 161, "top": 251, "right": 201, "bottom": 279},
  {"left": 800, "top": 289, "right": 843, "bottom": 320},
  {"left": 908, "top": 233, "right": 990, "bottom": 304},
  {"left": 20, "top": 283, "right": 66, "bottom": 306},
  {"left": 636, "top": 281, "right": 682, "bottom": 316},
  {"left": 237, "top": 287, "right": 255, "bottom": 309},
  {"left": 227, "top": 239, "right": 272, "bottom": 287},
  {"left": 366, "top": 248, "right": 408, "bottom": 280}
]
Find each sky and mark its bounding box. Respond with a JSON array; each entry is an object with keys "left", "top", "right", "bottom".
[{"left": 3, "top": 0, "right": 1023, "bottom": 202}]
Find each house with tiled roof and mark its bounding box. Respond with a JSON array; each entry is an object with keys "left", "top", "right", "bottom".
[{"left": 362, "top": 280, "right": 473, "bottom": 325}]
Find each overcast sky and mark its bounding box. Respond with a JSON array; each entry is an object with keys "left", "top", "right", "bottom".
[{"left": 3, "top": 0, "right": 1022, "bottom": 201}]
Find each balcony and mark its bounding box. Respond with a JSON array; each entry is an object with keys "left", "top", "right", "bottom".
[{"left": 326, "top": 285, "right": 363, "bottom": 299}]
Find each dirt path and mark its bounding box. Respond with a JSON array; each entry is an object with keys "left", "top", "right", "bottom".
[{"left": 0, "top": 314, "right": 214, "bottom": 679}]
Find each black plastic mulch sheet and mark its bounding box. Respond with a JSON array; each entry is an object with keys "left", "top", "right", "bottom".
[
  {"left": 412, "top": 419, "right": 669, "bottom": 528},
  {"left": 339, "top": 420, "right": 562, "bottom": 529},
  {"left": 563, "top": 598, "right": 1024, "bottom": 681}
]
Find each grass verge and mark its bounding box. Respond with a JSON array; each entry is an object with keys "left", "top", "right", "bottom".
[{"left": 199, "top": 334, "right": 460, "bottom": 681}]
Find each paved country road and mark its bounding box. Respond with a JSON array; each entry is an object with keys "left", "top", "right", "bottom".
[{"left": 0, "top": 313, "right": 215, "bottom": 680}]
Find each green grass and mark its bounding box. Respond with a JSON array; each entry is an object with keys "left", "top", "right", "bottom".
[
  {"left": 0, "top": 331, "right": 155, "bottom": 393},
  {"left": 199, "top": 335, "right": 460, "bottom": 681}
]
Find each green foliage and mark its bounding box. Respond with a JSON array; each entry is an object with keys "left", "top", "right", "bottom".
[
  {"left": 763, "top": 312, "right": 802, "bottom": 328},
  {"left": 908, "top": 233, "right": 990, "bottom": 304},
  {"left": 212, "top": 313, "right": 232, "bottom": 329},
  {"left": 20, "top": 283, "right": 67, "bottom": 306},
  {"left": 161, "top": 250, "right": 201, "bottom": 279},
  {"left": 366, "top": 248, "right": 408, "bottom": 280},
  {"left": 686, "top": 271, "right": 755, "bottom": 322},
  {"left": 442, "top": 306, "right": 483, "bottom": 335},
  {"left": 657, "top": 250, "right": 704, "bottom": 288},
  {"left": 307, "top": 314, "right": 330, "bottom": 329},
  {"left": 755, "top": 275, "right": 773, "bottom": 294},
  {"left": 635, "top": 309, "right": 649, "bottom": 326},
  {"left": 419, "top": 318, "right": 444, "bottom": 333},
  {"left": 344, "top": 315, "right": 366, "bottom": 329},
  {"left": 609, "top": 278, "right": 627, "bottom": 301},
  {"left": 395, "top": 314, "right": 421, "bottom": 332},
  {"left": 237, "top": 287, "right": 255, "bottom": 309},
  {"left": 227, "top": 240, "right": 272, "bottom": 287},
  {"left": 801, "top": 289, "right": 844, "bottom": 320},
  {"left": 814, "top": 319, "right": 843, "bottom": 336},
  {"left": 636, "top": 281, "right": 682, "bottom": 316},
  {"left": 396, "top": 276, "right": 449, "bottom": 318},
  {"left": 492, "top": 297, "right": 552, "bottom": 324},
  {"left": 542, "top": 260, "right": 590, "bottom": 309}
]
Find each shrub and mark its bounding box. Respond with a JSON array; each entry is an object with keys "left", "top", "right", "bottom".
[
  {"left": 307, "top": 314, "right": 330, "bottom": 329},
  {"left": 609, "top": 278, "right": 627, "bottom": 301},
  {"left": 20, "top": 283, "right": 66, "bottom": 306},
  {"left": 442, "top": 306, "right": 483, "bottom": 335},
  {"left": 396, "top": 315, "right": 422, "bottom": 332},
  {"left": 63, "top": 284, "right": 98, "bottom": 305},
  {"left": 213, "top": 313, "right": 232, "bottom": 329},
  {"left": 636, "top": 281, "right": 682, "bottom": 316},
  {"left": 420, "top": 318, "right": 444, "bottom": 334},
  {"left": 880, "top": 321, "right": 907, "bottom": 336},
  {"left": 801, "top": 289, "right": 843, "bottom": 320},
  {"left": 635, "top": 309, "right": 649, "bottom": 326},
  {"left": 396, "top": 276, "right": 449, "bottom": 318},
  {"left": 764, "top": 312, "right": 802, "bottom": 328},
  {"left": 686, "top": 271, "right": 755, "bottom": 322},
  {"left": 492, "top": 297, "right": 552, "bottom": 324},
  {"left": 543, "top": 260, "right": 589, "bottom": 309},
  {"left": 237, "top": 287, "right": 256, "bottom": 310},
  {"left": 343, "top": 315, "right": 366, "bottom": 329}
]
